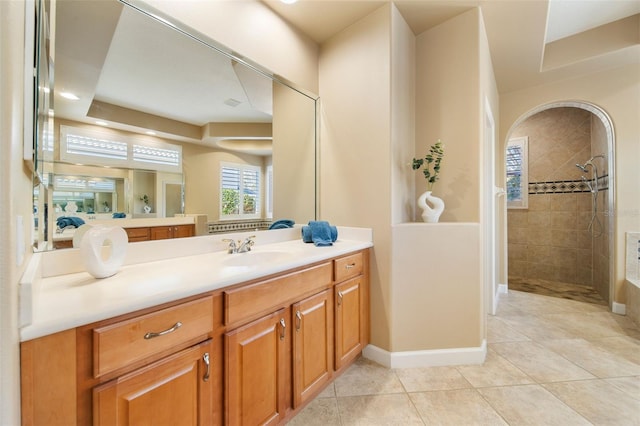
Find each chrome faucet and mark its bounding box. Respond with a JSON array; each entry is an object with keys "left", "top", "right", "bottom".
[
  {"left": 238, "top": 235, "right": 255, "bottom": 253},
  {"left": 222, "top": 235, "right": 255, "bottom": 254}
]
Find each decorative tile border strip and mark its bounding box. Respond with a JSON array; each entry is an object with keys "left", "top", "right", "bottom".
[
  {"left": 528, "top": 175, "right": 608, "bottom": 195},
  {"left": 208, "top": 220, "right": 271, "bottom": 234}
]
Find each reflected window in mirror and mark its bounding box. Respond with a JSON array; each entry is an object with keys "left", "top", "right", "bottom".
[{"left": 221, "top": 163, "right": 265, "bottom": 220}]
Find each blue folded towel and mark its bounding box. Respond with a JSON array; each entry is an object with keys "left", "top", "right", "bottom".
[
  {"left": 269, "top": 219, "right": 295, "bottom": 230},
  {"left": 302, "top": 221, "right": 338, "bottom": 246},
  {"left": 56, "top": 216, "right": 85, "bottom": 228},
  {"left": 112, "top": 212, "right": 126, "bottom": 219}
]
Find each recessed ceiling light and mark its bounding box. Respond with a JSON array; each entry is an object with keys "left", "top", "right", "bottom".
[
  {"left": 280, "top": 0, "right": 298, "bottom": 4},
  {"left": 95, "top": 121, "right": 108, "bottom": 126},
  {"left": 60, "top": 91, "right": 80, "bottom": 100},
  {"left": 146, "top": 131, "right": 156, "bottom": 135}
]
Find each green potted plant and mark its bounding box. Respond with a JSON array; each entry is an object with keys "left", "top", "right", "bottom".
[
  {"left": 412, "top": 140, "right": 445, "bottom": 222},
  {"left": 139, "top": 194, "right": 151, "bottom": 213},
  {"left": 412, "top": 139, "right": 444, "bottom": 190}
]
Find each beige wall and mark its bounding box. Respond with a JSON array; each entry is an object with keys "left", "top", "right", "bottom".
[
  {"left": 1, "top": 2, "right": 33, "bottom": 424},
  {"left": 140, "top": 0, "right": 319, "bottom": 95},
  {"left": 393, "top": 8, "right": 485, "bottom": 351},
  {"left": 320, "top": 5, "right": 490, "bottom": 354},
  {"left": 415, "top": 9, "right": 481, "bottom": 223},
  {"left": 181, "top": 143, "right": 264, "bottom": 221},
  {"left": 391, "top": 4, "right": 416, "bottom": 225},
  {"left": 319, "top": 4, "right": 393, "bottom": 350},
  {"left": 500, "top": 63, "right": 640, "bottom": 304}
]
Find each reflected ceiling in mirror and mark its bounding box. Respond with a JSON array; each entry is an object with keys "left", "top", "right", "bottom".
[
  {"left": 55, "top": 0, "right": 273, "bottom": 145},
  {"left": 36, "top": 0, "right": 318, "bottom": 250}
]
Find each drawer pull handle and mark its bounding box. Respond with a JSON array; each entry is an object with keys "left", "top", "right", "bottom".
[
  {"left": 337, "top": 291, "right": 344, "bottom": 306},
  {"left": 144, "top": 321, "right": 182, "bottom": 340},
  {"left": 279, "top": 318, "right": 286, "bottom": 340},
  {"left": 203, "top": 353, "right": 210, "bottom": 382},
  {"left": 295, "top": 310, "right": 302, "bottom": 331},
  {"left": 345, "top": 263, "right": 356, "bottom": 270}
]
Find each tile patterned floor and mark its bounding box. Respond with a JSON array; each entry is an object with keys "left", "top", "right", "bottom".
[
  {"left": 287, "top": 290, "right": 640, "bottom": 425},
  {"left": 507, "top": 277, "right": 608, "bottom": 305}
]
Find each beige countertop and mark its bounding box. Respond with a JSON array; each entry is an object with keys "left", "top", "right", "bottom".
[{"left": 20, "top": 227, "right": 372, "bottom": 341}]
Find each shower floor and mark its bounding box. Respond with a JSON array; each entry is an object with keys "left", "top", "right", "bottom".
[{"left": 508, "top": 277, "right": 607, "bottom": 306}]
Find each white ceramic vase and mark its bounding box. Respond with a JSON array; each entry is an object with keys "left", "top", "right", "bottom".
[
  {"left": 417, "top": 190, "right": 444, "bottom": 223},
  {"left": 143, "top": 204, "right": 151, "bottom": 214}
]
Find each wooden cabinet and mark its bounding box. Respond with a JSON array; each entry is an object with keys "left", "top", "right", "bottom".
[
  {"left": 225, "top": 309, "right": 289, "bottom": 426},
  {"left": 126, "top": 224, "right": 194, "bottom": 242},
  {"left": 20, "top": 249, "right": 369, "bottom": 426},
  {"left": 333, "top": 251, "right": 368, "bottom": 371},
  {"left": 335, "top": 277, "right": 364, "bottom": 370},
  {"left": 93, "top": 339, "right": 213, "bottom": 426},
  {"left": 125, "top": 227, "right": 151, "bottom": 242},
  {"left": 150, "top": 224, "right": 194, "bottom": 240},
  {"left": 292, "top": 289, "right": 333, "bottom": 408}
]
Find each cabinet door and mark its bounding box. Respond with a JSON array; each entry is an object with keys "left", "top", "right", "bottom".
[
  {"left": 225, "top": 309, "right": 289, "bottom": 426},
  {"left": 335, "top": 277, "right": 363, "bottom": 370},
  {"left": 125, "top": 227, "right": 150, "bottom": 242},
  {"left": 292, "top": 289, "right": 333, "bottom": 408},
  {"left": 150, "top": 226, "right": 173, "bottom": 240},
  {"left": 93, "top": 339, "right": 213, "bottom": 426},
  {"left": 174, "top": 224, "right": 194, "bottom": 239}
]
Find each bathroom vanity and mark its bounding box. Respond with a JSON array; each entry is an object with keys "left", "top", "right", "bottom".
[{"left": 19, "top": 229, "right": 371, "bottom": 425}]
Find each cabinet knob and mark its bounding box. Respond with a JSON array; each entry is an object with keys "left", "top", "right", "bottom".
[
  {"left": 337, "top": 291, "right": 344, "bottom": 306},
  {"left": 202, "top": 353, "right": 210, "bottom": 382},
  {"left": 345, "top": 263, "right": 356, "bottom": 270}
]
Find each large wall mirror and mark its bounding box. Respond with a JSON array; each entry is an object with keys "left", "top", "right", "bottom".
[{"left": 32, "top": 0, "right": 318, "bottom": 251}]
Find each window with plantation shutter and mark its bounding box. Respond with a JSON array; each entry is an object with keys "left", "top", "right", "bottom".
[
  {"left": 220, "top": 163, "right": 261, "bottom": 219},
  {"left": 506, "top": 136, "right": 528, "bottom": 209}
]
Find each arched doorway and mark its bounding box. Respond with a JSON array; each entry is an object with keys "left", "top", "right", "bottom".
[{"left": 504, "top": 101, "right": 615, "bottom": 306}]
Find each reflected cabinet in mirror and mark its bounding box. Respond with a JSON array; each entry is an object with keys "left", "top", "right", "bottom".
[{"left": 32, "top": 0, "right": 318, "bottom": 250}]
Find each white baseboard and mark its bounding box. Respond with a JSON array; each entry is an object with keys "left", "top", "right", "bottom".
[
  {"left": 362, "top": 340, "right": 487, "bottom": 369},
  {"left": 612, "top": 302, "right": 626, "bottom": 315},
  {"left": 498, "top": 283, "right": 508, "bottom": 294}
]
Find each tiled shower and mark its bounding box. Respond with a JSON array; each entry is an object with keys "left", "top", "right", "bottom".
[{"left": 507, "top": 107, "right": 610, "bottom": 302}]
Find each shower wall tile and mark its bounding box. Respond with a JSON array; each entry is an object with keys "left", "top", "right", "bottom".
[
  {"left": 577, "top": 193, "right": 592, "bottom": 211},
  {"left": 555, "top": 229, "right": 578, "bottom": 249},
  {"left": 551, "top": 194, "right": 577, "bottom": 211},
  {"left": 551, "top": 211, "right": 577, "bottom": 228},
  {"left": 508, "top": 227, "right": 527, "bottom": 244},
  {"left": 508, "top": 108, "right": 601, "bottom": 289},
  {"left": 530, "top": 245, "right": 554, "bottom": 264},
  {"left": 578, "top": 267, "right": 593, "bottom": 286},
  {"left": 509, "top": 243, "right": 528, "bottom": 262},
  {"left": 507, "top": 210, "right": 528, "bottom": 227},
  {"left": 528, "top": 194, "right": 550, "bottom": 211},
  {"left": 528, "top": 211, "right": 551, "bottom": 227}
]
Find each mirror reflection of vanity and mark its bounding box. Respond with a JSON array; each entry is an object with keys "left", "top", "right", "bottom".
[{"left": 31, "top": 0, "right": 318, "bottom": 250}]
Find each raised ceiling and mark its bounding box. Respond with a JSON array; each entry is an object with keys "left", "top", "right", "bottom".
[{"left": 263, "top": 0, "right": 640, "bottom": 93}]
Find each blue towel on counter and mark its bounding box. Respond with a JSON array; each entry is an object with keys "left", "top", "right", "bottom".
[
  {"left": 269, "top": 219, "right": 295, "bottom": 230},
  {"left": 302, "top": 221, "right": 338, "bottom": 246},
  {"left": 56, "top": 216, "right": 85, "bottom": 229},
  {"left": 112, "top": 212, "right": 126, "bottom": 219}
]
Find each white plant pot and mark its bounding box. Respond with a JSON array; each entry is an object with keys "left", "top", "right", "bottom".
[{"left": 417, "top": 190, "right": 444, "bottom": 223}]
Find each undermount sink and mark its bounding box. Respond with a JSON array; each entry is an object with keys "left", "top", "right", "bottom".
[{"left": 221, "top": 250, "right": 294, "bottom": 267}]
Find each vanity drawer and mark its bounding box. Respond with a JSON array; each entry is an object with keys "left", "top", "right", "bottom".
[
  {"left": 334, "top": 252, "right": 363, "bottom": 282},
  {"left": 224, "top": 262, "right": 332, "bottom": 326},
  {"left": 125, "top": 227, "right": 150, "bottom": 242},
  {"left": 93, "top": 296, "right": 213, "bottom": 378}
]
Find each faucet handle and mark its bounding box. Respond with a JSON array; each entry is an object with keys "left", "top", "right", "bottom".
[{"left": 222, "top": 238, "right": 237, "bottom": 253}]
